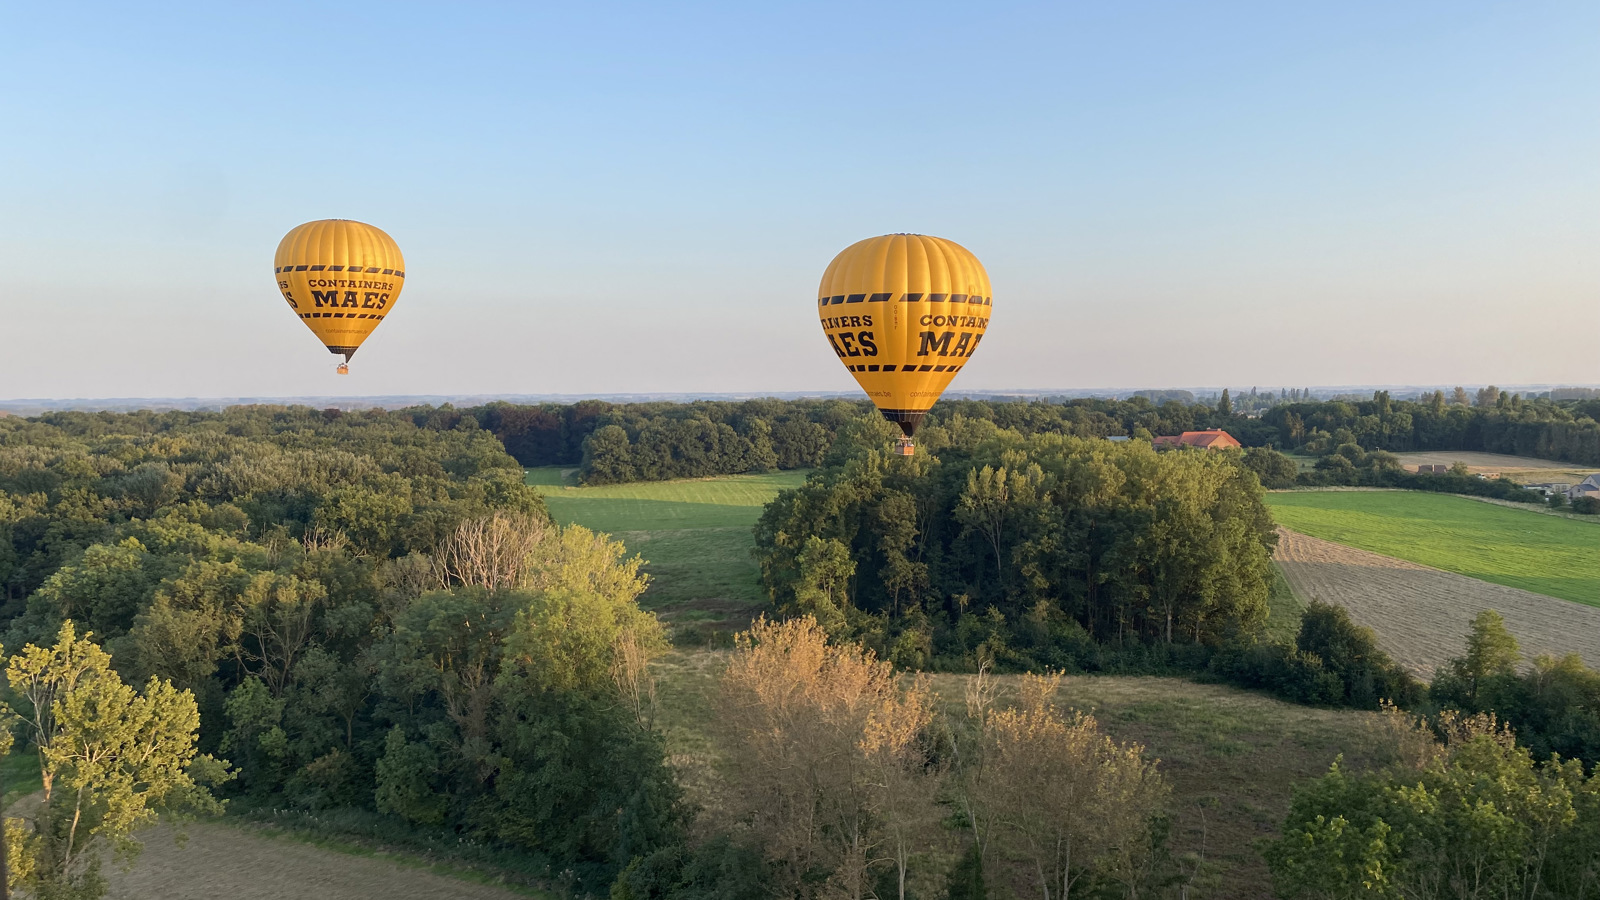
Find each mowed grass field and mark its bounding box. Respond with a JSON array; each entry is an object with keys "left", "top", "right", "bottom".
[
  {"left": 526, "top": 467, "right": 809, "bottom": 628},
  {"left": 1267, "top": 491, "right": 1600, "bottom": 606}
]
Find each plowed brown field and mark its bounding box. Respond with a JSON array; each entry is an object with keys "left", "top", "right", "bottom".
[
  {"left": 107, "top": 822, "right": 532, "bottom": 900},
  {"left": 1275, "top": 528, "right": 1600, "bottom": 676}
]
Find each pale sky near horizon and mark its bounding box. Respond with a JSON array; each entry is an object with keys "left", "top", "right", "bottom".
[{"left": 1, "top": 1, "right": 1596, "bottom": 400}]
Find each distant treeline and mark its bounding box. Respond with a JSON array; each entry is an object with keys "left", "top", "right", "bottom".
[
  {"left": 1263, "top": 391, "right": 1600, "bottom": 467},
  {"left": 464, "top": 396, "right": 1248, "bottom": 484},
  {"left": 454, "top": 392, "right": 1600, "bottom": 483}
]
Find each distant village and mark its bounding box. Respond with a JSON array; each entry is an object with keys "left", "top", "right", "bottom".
[{"left": 1517, "top": 473, "right": 1600, "bottom": 503}]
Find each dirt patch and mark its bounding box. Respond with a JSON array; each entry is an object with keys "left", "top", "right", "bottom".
[
  {"left": 107, "top": 822, "right": 530, "bottom": 900},
  {"left": 1274, "top": 528, "right": 1600, "bottom": 677}
]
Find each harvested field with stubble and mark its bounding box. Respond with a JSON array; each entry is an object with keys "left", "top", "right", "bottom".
[
  {"left": 108, "top": 822, "right": 535, "bottom": 900},
  {"left": 1274, "top": 528, "right": 1600, "bottom": 676},
  {"left": 1389, "top": 450, "right": 1600, "bottom": 487}
]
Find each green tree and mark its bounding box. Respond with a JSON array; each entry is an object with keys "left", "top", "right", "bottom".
[
  {"left": 11, "top": 539, "right": 154, "bottom": 646},
  {"left": 790, "top": 536, "right": 856, "bottom": 635},
  {"left": 1217, "top": 388, "right": 1232, "bottom": 417},
  {"left": 1295, "top": 601, "right": 1419, "bottom": 708},
  {"left": 743, "top": 418, "right": 780, "bottom": 473},
  {"left": 955, "top": 464, "right": 1043, "bottom": 588},
  {"left": 583, "top": 425, "right": 637, "bottom": 484},
  {"left": 123, "top": 559, "right": 245, "bottom": 694},
  {"left": 219, "top": 676, "right": 288, "bottom": 795},
  {"left": 6, "top": 623, "right": 228, "bottom": 899},
  {"left": 1264, "top": 717, "right": 1600, "bottom": 899},
  {"left": 373, "top": 726, "right": 447, "bottom": 826},
  {"left": 1240, "top": 447, "right": 1298, "bottom": 489},
  {"left": 1441, "top": 609, "right": 1521, "bottom": 706}
]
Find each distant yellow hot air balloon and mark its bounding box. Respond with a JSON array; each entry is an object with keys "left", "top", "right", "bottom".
[
  {"left": 817, "top": 234, "right": 992, "bottom": 455},
  {"left": 273, "top": 220, "right": 405, "bottom": 374}
]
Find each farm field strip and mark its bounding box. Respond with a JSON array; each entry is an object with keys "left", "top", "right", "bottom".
[
  {"left": 1265, "top": 490, "right": 1599, "bottom": 605},
  {"left": 527, "top": 468, "right": 807, "bottom": 533},
  {"left": 1274, "top": 528, "right": 1600, "bottom": 676},
  {"left": 1389, "top": 450, "right": 1597, "bottom": 472},
  {"left": 1388, "top": 451, "right": 1600, "bottom": 486}
]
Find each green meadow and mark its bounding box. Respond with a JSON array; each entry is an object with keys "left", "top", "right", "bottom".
[
  {"left": 525, "top": 468, "right": 809, "bottom": 625},
  {"left": 1266, "top": 491, "right": 1600, "bottom": 606}
]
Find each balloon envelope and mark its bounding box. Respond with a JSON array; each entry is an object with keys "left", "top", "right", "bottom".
[
  {"left": 273, "top": 219, "right": 406, "bottom": 366},
  {"left": 817, "top": 234, "right": 992, "bottom": 441}
]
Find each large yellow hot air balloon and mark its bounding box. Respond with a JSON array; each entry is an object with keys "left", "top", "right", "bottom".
[
  {"left": 273, "top": 220, "right": 405, "bottom": 374},
  {"left": 817, "top": 234, "right": 992, "bottom": 455}
]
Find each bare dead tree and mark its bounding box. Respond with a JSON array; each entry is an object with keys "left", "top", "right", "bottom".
[
  {"left": 432, "top": 511, "right": 549, "bottom": 591},
  {"left": 301, "top": 525, "right": 351, "bottom": 555},
  {"left": 715, "top": 616, "right": 940, "bottom": 900},
  {"left": 610, "top": 627, "right": 658, "bottom": 729},
  {"left": 979, "top": 673, "right": 1168, "bottom": 900}
]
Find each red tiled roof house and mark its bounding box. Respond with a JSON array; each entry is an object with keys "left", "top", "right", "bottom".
[{"left": 1152, "top": 430, "right": 1242, "bottom": 451}]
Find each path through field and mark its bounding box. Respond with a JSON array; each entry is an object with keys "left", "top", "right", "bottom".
[
  {"left": 1275, "top": 528, "right": 1600, "bottom": 677},
  {"left": 108, "top": 822, "right": 530, "bottom": 900}
]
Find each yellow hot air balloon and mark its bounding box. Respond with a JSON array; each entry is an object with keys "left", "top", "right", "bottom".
[
  {"left": 817, "top": 234, "right": 992, "bottom": 455},
  {"left": 273, "top": 220, "right": 406, "bottom": 374}
]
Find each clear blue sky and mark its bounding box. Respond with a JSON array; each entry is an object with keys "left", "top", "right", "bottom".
[{"left": 2, "top": 1, "right": 1595, "bottom": 399}]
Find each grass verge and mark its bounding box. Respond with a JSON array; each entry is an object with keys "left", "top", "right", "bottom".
[
  {"left": 1263, "top": 563, "right": 1305, "bottom": 645},
  {"left": 227, "top": 805, "right": 559, "bottom": 897}
]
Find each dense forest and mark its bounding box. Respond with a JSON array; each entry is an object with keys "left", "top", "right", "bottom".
[
  {"left": 753, "top": 415, "right": 1278, "bottom": 659},
  {"left": 0, "top": 408, "right": 681, "bottom": 894}
]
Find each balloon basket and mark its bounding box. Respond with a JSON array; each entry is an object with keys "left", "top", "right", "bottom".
[
  {"left": 335, "top": 364, "right": 349, "bottom": 375},
  {"left": 894, "top": 437, "right": 915, "bottom": 456}
]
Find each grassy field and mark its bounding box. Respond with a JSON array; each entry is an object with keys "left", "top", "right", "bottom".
[
  {"left": 526, "top": 467, "right": 809, "bottom": 629},
  {"left": 1263, "top": 564, "right": 1306, "bottom": 644},
  {"left": 109, "top": 822, "right": 537, "bottom": 900},
  {"left": 653, "top": 650, "right": 1381, "bottom": 900},
  {"left": 1266, "top": 491, "right": 1600, "bottom": 606}
]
